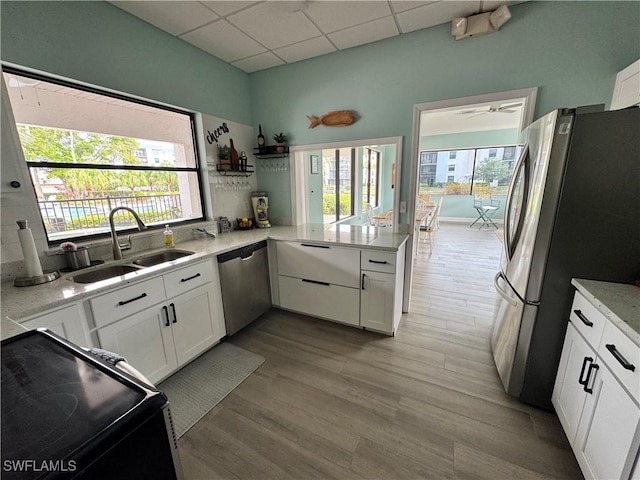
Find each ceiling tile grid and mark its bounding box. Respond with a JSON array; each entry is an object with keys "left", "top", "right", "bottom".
[{"left": 109, "top": 1, "right": 525, "bottom": 73}]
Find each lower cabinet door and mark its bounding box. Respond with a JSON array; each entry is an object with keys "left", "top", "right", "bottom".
[
  {"left": 552, "top": 322, "right": 594, "bottom": 443},
  {"left": 170, "top": 284, "right": 222, "bottom": 365},
  {"left": 98, "top": 307, "right": 178, "bottom": 385},
  {"left": 278, "top": 275, "right": 360, "bottom": 326},
  {"left": 360, "top": 270, "right": 395, "bottom": 334},
  {"left": 574, "top": 362, "right": 640, "bottom": 480},
  {"left": 22, "top": 303, "right": 90, "bottom": 347}
]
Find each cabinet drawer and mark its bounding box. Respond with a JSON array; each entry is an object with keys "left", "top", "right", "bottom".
[
  {"left": 276, "top": 242, "right": 360, "bottom": 288},
  {"left": 598, "top": 321, "right": 640, "bottom": 403},
  {"left": 278, "top": 275, "right": 360, "bottom": 326},
  {"left": 163, "top": 259, "right": 213, "bottom": 297},
  {"left": 361, "top": 250, "right": 397, "bottom": 274},
  {"left": 570, "top": 291, "right": 607, "bottom": 349},
  {"left": 90, "top": 276, "right": 165, "bottom": 328}
]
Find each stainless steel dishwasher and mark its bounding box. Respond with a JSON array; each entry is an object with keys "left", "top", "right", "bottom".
[{"left": 217, "top": 240, "right": 271, "bottom": 336}]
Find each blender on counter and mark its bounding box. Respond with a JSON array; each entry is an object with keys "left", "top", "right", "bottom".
[{"left": 251, "top": 191, "right": 270, "bottom": 228}]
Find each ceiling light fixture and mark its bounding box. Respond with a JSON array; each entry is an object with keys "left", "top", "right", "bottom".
[{"left": 451, "top": 5, "right": 511, "bottom": 41}]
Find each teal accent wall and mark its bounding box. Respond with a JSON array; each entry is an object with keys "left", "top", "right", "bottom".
[
  {"left": 419, "top": 129, "right": 520, "bottom": 151},
  {"left": 249, "top": 1, "right": 640, "bottom": 222},
  {"left": 2, "top": 2, "right": 638, "bottom": 225},
  {"left": 0, "top": 1, "right": 251, "bottom": 124}
]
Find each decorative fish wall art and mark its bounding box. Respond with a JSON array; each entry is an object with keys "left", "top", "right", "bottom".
[{"left": 307, "top": 110, "right": 357, "bottom": 129}]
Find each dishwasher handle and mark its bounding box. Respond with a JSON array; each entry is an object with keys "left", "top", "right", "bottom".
[{"left": 217, "top": 240, "right": 267, "bottom": 263}]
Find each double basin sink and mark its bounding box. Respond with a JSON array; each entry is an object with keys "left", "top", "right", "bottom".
[{"left": 68, "top": 249, "right": 195, "bottom": 284}]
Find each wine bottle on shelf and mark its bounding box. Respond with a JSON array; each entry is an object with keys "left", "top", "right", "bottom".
[
  {"left": 229, "top": 138, "right": 240, "bottom": 170},
  {"left": 257, "top": 124, "right": 265, "bottom": 154}
]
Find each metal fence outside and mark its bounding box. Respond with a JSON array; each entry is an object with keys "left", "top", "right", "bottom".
[{"left": 39, "top": 194, "right": 182, "bottom": 233}]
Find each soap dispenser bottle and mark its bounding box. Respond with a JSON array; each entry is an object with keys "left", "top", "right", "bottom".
[{"left": 163, "top": 224, "right": 175, "bottom": 247}]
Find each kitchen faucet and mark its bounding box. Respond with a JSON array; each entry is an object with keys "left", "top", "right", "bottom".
[{"left": 108, "top": 207, "right": 147, "bottom": 260}]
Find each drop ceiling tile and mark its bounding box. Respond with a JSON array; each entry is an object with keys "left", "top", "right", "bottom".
[
  {"left": 396, "top": 1, "right": 480, "bottom": 33},
  {"left": 110, "top": 1, "right": 219, "bottom": 36},
  {"left": 228, "top": 2, "right": 321, "bottom": 49},
  {"left": 180, "top": 20, "right": 266, "bottom": 62},
  {"left": 199, "top": 1, "right": 259, "bottom": 17},
  {"left": 273, "top": 36, "right": 337, "bottom": 64},
  {"left": 389, "top": 1, "right": 436, "bottom": 14},
  {"left": 306, "top": 1, "right": 392, "bottom": 34},
  {"left": 328, "top": 16, "right": 400, "bottom": 51},
  {"left": 232, "top": 52, "right": 286, "bottom": 73}
]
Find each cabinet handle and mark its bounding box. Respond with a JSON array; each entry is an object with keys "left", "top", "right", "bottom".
[
  {"left": 162, "top": 305, "right": 170, "bottom": 327},
  {"left": 361, "top": 273, "right": 366, "bottom": 290},
  {"left": 583, "top": 362, "right": 599, "bottom": 394},
  {"left": 170, "top": 303, "right": 177, "bottom": 323},
  {"left": 118, "top": 292, "right": 147, "bottom": 306},
  {"left": 605, "top": 344, "right": 636, "bottom": 371},
  {"left": 578, "top": 356, "right": 593, "bottom": 386},
  {"left": 368, "top": 259, "right": 388, "bottom": 265},
  {"left": 573, "top": 309, "right": 593, "bottom": 327},
  {"left": 301, "top": 278, "right": 330, "bottom": 286},
  {"left": 301, "top": 243, "right": 330, "bottom": 249},
  {"left": 180, "top": 272, "right": 201, "bottom": 283}
]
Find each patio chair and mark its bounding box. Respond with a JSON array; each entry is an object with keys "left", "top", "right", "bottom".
[{"left": 470, "top": 196, "right": 500, "bottom": 229}]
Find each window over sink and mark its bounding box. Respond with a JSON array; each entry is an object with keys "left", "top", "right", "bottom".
[{"left": 2, "top": 66, "right": 205, "bottom": 245}]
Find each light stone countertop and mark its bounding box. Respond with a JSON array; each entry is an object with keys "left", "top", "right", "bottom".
[
  {"left": 572, "top": 278, "right": 640, "bottom": 346},
  {"left": 1, "top": 224, "right": 408, "bottom": 337}
]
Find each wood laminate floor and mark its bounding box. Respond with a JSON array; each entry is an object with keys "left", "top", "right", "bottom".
[{"left": 178, "top": 223, "right": 582, "bottom": 479}]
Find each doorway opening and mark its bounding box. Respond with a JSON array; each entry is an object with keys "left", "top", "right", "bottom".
[{"left": 403, "top": 88, "right": 538, "bottom": 311}]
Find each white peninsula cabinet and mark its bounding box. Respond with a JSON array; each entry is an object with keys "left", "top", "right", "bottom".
[
  {"left": 20, "top": 302, "right": 90, "bottom": 346},
  {"left": 553, "top": 285, "right": 640, "bottom": 480},
  {"left": 274, "top": 240, "right": 406, "bottom": 335},
  {"left": 93, "top": 259, "right": 225, "bottom": 384},
  {"left": 360, "top": 244, "right": 405, "bottom": 335}
]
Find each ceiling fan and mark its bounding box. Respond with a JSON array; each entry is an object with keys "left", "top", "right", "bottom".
[{"left": 457, "top": 102, "right": 522, "bottom": 118}]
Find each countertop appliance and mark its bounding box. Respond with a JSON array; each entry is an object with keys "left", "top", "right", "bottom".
[
  {"left": 1, "top": 329, "right": 183, "bottom": 480},
  {"left": 491, "top": 106, "right": 640, "bottom": 409},
  {"left": 218, "top": 240, "right": 271, "bottom": 335}
]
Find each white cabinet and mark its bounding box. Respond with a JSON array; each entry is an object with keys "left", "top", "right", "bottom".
[
  {"left": 360, "top": 244, "right": 405, "bottom": 335},
  {"left": 274, "top": 240, "right": 406, "bottom": 335},
  {"left": 574, "top": 360, "right": 640, "bottom": 480},
  {"left": 97, "top": 306, "right": 178, "bottom": 384},
  {"left": 276, "top": 241, "right": 361, "bottom": 326},
  {"left": 95, "top": 259, "right": 225, "bottom": 384},
  {"left": 21, "top": 302, "right": 90, "bottom": 346},
  {"left": 611, "top": 59, "right": 640, "bottom": 110},
  {"left": 553, "top": 289, "right": 640, "bottom": 480}
]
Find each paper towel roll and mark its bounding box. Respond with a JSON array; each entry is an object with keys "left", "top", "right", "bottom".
[{"left": 17, "top": 220, "right": 44, "bottom": 277}]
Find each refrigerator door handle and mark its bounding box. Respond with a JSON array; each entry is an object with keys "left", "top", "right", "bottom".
[{"left": 494, "top": 272, "right": 519, "bottom": 307}]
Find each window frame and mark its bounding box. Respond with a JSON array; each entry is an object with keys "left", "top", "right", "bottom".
[
  {"left": 3, "top": 65, "right": 206, "bottom": 246},
  {"left": 362, "top": 147, "right": 380, "bottom": 209}
]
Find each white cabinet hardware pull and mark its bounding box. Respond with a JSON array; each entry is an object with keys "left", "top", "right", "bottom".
[
  {"left": 578, "top": 356, "right": 592, "bottom": 387},
  {"left": 301, "top": 243, "right": 329, "bottom": 249},
  {"left": 180, "top": 273, "right": 201, "bottom": 282},
  {"left": 573, "top": 309, "right": 593, "bottom": 327},
  {"left": 118, "top": 292, "right": 147, "bottom": 306},
  {"left": 606, "top": 344, "right": 636, "bottom": 371},
  {"left": 361, "top": 273, "right": 366, "bottom": 290},
  {"left": 162, "top": 305, "right": 170, "bottom": 327},
  {"left": 368, "top": 259, "right": 388, "bottom": 264},
  {"left": 170, "top": 303, "right": 177, "bottom": 323},
  {"left": 302, "top": 278, "right": 330, "bottom": 286}
]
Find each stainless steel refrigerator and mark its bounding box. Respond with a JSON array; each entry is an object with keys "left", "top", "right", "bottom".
[{"left": 491, "top": 106, "right": 640, "bottom": 409}]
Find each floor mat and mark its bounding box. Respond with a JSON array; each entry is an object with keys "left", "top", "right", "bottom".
[{"left": 157, "top": 342, "right": 264, "bottom": 438}]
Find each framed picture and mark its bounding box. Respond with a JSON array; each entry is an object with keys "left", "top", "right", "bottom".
[{"left": 310, "top": 155, "right": 319, "bottom": 174}]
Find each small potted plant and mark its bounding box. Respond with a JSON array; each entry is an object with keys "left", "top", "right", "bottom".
[{"left": 273, "top": 132, "right": 287, "bottom": 153}]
